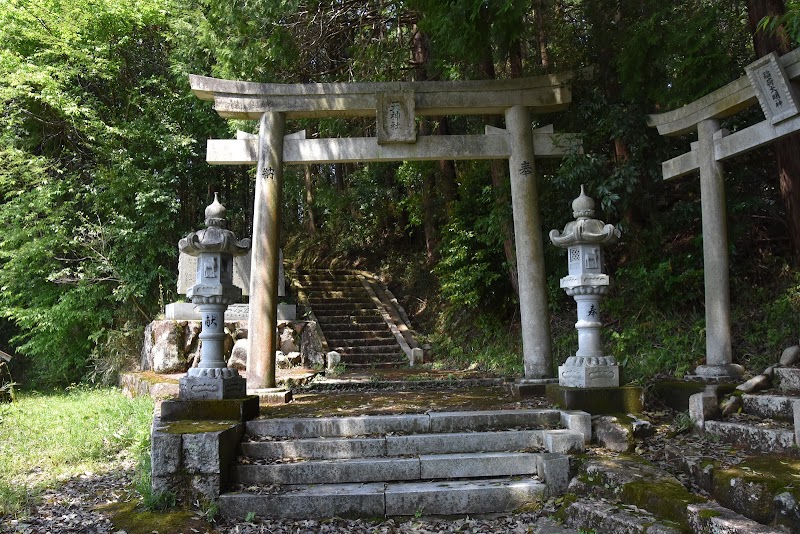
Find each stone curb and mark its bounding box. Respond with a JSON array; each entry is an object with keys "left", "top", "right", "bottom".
[
  {"left": 704, "top": 421, "right": 797, "bottom": 455},
  {"left": 687, "top": 503, "right": 785, "bottom": 533}
]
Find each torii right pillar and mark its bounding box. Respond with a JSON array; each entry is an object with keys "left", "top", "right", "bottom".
[{"left": 695, "top": 119, "right": 743, "bottom": 379}]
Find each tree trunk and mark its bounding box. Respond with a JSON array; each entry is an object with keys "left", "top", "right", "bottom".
[
  {"left": 480, "top": 40, "right": 520, "bottom": 296},
  {"left": 533, "top": 0, "right": 551, "bottom": 70},
  {"left": 304, "top": 165, "right": 317, "bottom": 234},
  {"left": 747, "top": 0, "right": 800, "bottom": 262}
]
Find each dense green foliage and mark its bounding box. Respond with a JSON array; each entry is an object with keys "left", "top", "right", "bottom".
[
  {"left": 0, "top": 0, "right": 798, "bottom": 386},
  {"left": 0, "top": 387, "right": 153, "bottom": 516}
]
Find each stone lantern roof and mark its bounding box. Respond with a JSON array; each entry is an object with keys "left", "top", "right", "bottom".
[
  {"left": 549, "top": 185, "right": 621, "bottom": 248},
  {"left": 179, "top": 193, "right": 251, "bottom": 257}
]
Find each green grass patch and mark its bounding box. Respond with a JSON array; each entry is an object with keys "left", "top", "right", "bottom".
[{"left": 0, "top": 386, "right": 153, "bottom": 517}]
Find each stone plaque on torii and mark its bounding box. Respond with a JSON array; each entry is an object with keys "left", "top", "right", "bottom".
[
  {"left": 647, "top": 48, "right": 800, "bottom": 379},
  {"left": 189, "top": 73, "right": 584, "bottom": 390}
]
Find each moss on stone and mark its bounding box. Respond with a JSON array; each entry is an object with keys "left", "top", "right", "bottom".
[
  {"left": 712, "top": 455, "right": 800, "bottom": 524},
  {"left": 619, "top": 478, "right": 704, "bottom": 530},
  {"left": 99, "top": 500, "right": 212, "bottom": 534},
  {"left": 161, "top": 420, "right": 237, "bottom": 434},
  {"left": 697, "top": 508, "right": 722, "bottom": 520},
  {"left": 544, "top": 384, "right": 644, "bottom": 414}
]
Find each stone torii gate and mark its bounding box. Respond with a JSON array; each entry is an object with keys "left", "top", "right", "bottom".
[
  {"left": 189, "top": 73, "right": 583, "bottom": 390},
  {"left": 647, "top": 48, "right": 800, "bottom": 379}
]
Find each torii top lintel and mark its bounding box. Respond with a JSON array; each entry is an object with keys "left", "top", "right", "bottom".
[{"left": 188, "top": 72, "right": 575, "bottom": 120}]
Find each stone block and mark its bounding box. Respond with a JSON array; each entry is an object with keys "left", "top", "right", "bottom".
[
  {"left": 688, "top": 392, "right": 719, "bottom": 430},
  {"left": 150, "top": 427, "right": 182, "bottom": 476},
  {"left": 545, "top": 384, "right": 644, "bottom": 414},
  {"left": 536, "top": 453, "right": 570, "bottom": 496},
  {"left": 543, "top": 429, "right": 584, "bottom": 453},
  {"left": 794, "top": 399, "right": 800, "bottom": 447},
  {"left": 419, "top": 452, "right": 537, "bottom": 479},
  {"left": 560, "top": 411, "right": 592, "bottom": 444},
  {"left": 410, "top": 347, "right": 423, "bottom": 366},
  {"left": 736, "top": 373, "right": 771, "bottom": 393},
  {"left": 248, "top": 388, "right": 292, "bottom": 404},
  {"left": 565, "top": 500, "right": 682, "bottom": 534},
  {"left": 326, "top": 351, "right": 341, "bottom": 371},
  {"left": 592, "top": 415, "right": 633, "bottom": 452},
  {"left": 776, "top": 367, "right": 800, "bottom": 393}
]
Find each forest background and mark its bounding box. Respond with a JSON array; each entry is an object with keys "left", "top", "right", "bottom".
[{"left": 2, "top": 0, "right": 800, "bottom": 389}]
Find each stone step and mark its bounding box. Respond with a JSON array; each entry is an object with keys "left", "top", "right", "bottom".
[
  {"left": 218, "top": 477, "right": 547, "bottom": 519},
  {"left": 317, "top": 314, "right": 385, "bottom": 324},
  {"left": 334, "top": 345, "right": 401, "bottom": 355},
  {"left": 742, "top": 392, "right": 800, "bottom": 421},
  {"left": 324, "top": 328, "right": 394, "bottom": 337},
  {"left": 241, "top": 429, "right": 547, "bottom": 460},
  {"left": 338, "top": 354, "right": 406, "bottom": 366},
  {"left": 314, "top": 308, "right": 381, "bottom": 317},
  {"left": 687, "top": 503, "right": 786, "bottom": 533},
  {"left": 308, "top": 302, "right": 376, "bottom": 310},
  {"left": 234, "top": 451, "right": 542, "bottom": 485},
  {"left": 665, "top": 442, "right": 800, "bottom": 530},
  {"left": 564, "top": 499, "right": 682, "bottom": 533},
  {"left": 326, "top": 337, "right": 396, "bottom": 347},
  {"left": 246, "top": 409, "right": 564, "bottom": 439},
  {"left": 703, "top": 420, "right": 797, "bottom": 455},
  {"left": 775, "top": 367, "right": 800, "bottom": 394},
  {"left": 307, "top": 294, "right": 373, "bottom": 303},
  {"left": 320, "top": 326, "right": 392, "bottom": 336}
]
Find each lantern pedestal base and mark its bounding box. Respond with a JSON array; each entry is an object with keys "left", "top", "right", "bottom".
[
  {"left": 558, "top": 362, "right": 620, "bottom": 388},
  {"left": 179, "top": 371, "right": 247, "bottom": 400}
]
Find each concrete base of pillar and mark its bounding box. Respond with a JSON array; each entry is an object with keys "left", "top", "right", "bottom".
[
  {"left": 249, "top": 388, "right": 293, "bottom": 404},
  {"left": 691, "top": 364, "right": 745, "bottom": 380},
  {"left": 545, "top": 384, "right": 644, "bottom": 414},
  {"left": 510, "top": 378, "right": 559, "bottom": 398}
]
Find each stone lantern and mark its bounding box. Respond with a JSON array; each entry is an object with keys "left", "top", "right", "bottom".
[
  {"left": 549, "top": 186, "right": 621, "bottom": 388},
  {"left": 178, "top": 194, "right": 251, "bottom": 400}
]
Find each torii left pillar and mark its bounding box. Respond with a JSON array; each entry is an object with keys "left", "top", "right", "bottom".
[
  {"left": 247, "top": 112, "right": 285, "bottom": 390},
  {"left": 506, "top": 105, "right": 552, "bottom": 378}
]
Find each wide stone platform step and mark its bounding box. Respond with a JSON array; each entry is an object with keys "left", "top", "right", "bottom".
[
  {"left": 219, "top": 477, "right": 547, "bottom": 519},
  {"left": 245, "top": 409, "right": 566, "bottom": 438},
  {"left": 742, "top": 392, "right": 799, "bottom": 421}
]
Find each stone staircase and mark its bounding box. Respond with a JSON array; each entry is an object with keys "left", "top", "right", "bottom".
[
  {"left": 695, "top": 366, "right": 800, "bottom": 457},
  {"left": 294, "top": 269, "right": 413, "bottom": 367},
  {"left": 217, "top": 408, "right": 590, "bottom": 519}
]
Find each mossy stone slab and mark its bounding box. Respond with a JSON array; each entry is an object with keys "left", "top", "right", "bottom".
[
  {"left": 650, "top": 380, "right": 737, "bottom": 411},
  {"left": 160, "top": 395, "right": 259, "bottom": 422},
  {"left": 545, "top": 384, "right": 643, "bottom": 414}
]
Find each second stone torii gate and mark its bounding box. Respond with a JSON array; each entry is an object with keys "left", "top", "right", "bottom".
[{"left": 189, "top": 73, "right": 583, "bottom": 390}]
